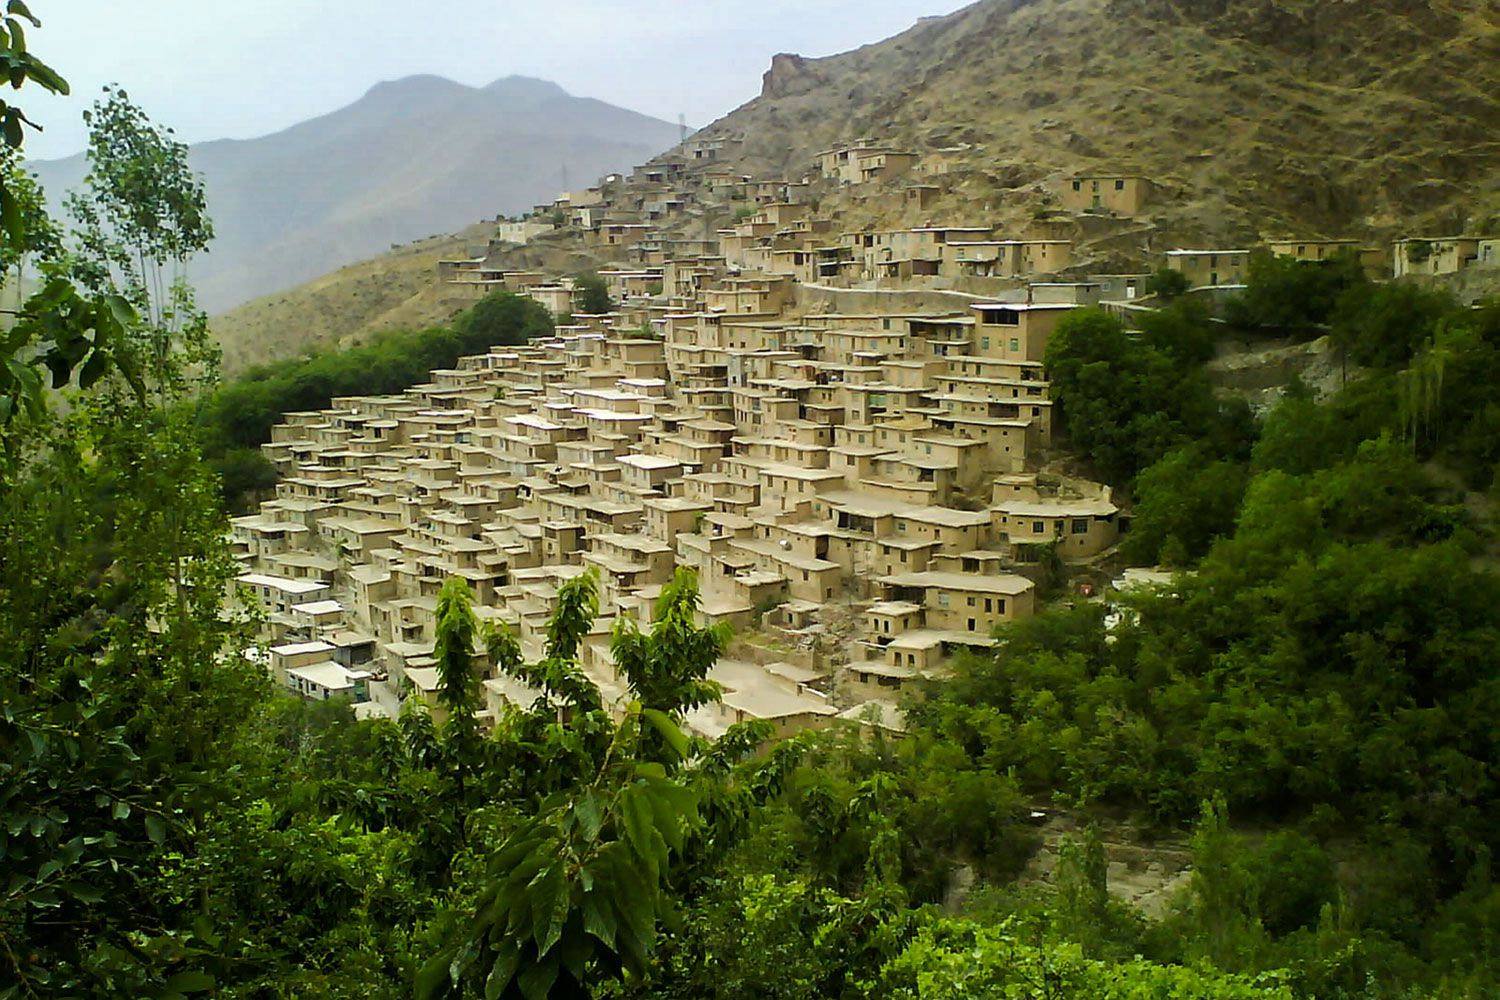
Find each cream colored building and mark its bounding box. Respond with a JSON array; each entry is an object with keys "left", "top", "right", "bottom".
[
  {"left": 1059, "top": 175, "right": 1153, "bottom": 215},
  {"left": 1391, "top": 237, "right": 1487, "bottom": 278},
  {"left": 1163, "top": 249, "right": 1250, "bottom": 288}
]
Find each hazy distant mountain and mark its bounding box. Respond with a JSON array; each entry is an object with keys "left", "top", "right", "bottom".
[{"left": 28, "top": 75, "right": 682, "bottom": 312}]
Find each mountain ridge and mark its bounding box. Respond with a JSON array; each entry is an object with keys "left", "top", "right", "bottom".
[{"left": 25, "top": 73, "right": 681, "bottom": 312}]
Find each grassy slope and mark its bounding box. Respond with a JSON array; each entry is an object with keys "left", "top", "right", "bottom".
[{"left": 210, "top": 226, "right": 488, "bottom": 372}]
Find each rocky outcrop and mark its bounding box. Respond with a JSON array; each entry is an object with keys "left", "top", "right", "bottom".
[{"left": 761, "top": 53, "right": 825, "bottom": 100}]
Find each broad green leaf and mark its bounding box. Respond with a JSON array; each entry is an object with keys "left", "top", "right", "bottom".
[
  {"left": 581, "top": 891, "right": 618, "bottom": 948},
  {"left": 483, "top": 940, "right": 520, "bottom": 1000},
  {"left": 574, "top": 788, "right": 603, "bottom": 841},
  {"left": 27, "top": 887, "right": 60, "bottom": 908},
  {"left": 58, "top": 881, "right": 104, "bottom": 905},
  {"left": 413, "top": 950, "right": 453, "bottom": 1000},
  {"left": 600, "top": 849, "right": 653, "bottom": 943},
  {"left": 620, "top": 789, "right": 657, "bottom": 866},
  {"left": 78, "top": 348, "right": 110, "bottom": 389},
  {"left": 504, "top": 840, "right": 551, "bottom": 891},
  {"left": 516, "top": 951, "right": 559, "bottom": 1000},
  {"left": 530, "top": 863, "right": 568, "bottom": 955},
  {"left": 102, "top": 293, "right": 135, "bottom": 331},
  {"left": 487, "top": 832, "right": 543, "bottom": 877},
  {"left": 641, "top": 707, "right": 690, "bottom": 759},
  {"left": 144, "top": 814, "right": 165, "bottom": 845},
  {"left": 647, "top": 788, "right": 686, "bottom": 854}
]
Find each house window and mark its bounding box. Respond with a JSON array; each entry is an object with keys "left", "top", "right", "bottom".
[
  {"left": 967, "top": 596, "right": 976, "bottom": 607},
  {"left": 1072, "top": 180, "right": 1082, "bottom": 191},
  {"left": 1009, "top": 338, "right": 1020, "bottom": 352},
  {"left": 997, "top": 599, "right": 1006, "bottom": 614},
  {"left": 1115, "top": 179, "right": 1126, "bottom": 191},
  {"left": 937, "top": 593, "right": 949, "bottom": 608},
  {"left": 981, "top": 337, "right": 991, "bottom": 350},
  {"left": 1032, "top": 521, "right": 1045, "bottom": 533},
  {"left": 985, "top": 598, "right": 993, "bottom": 612},
  {"left": 1072, "top": 519, "right": 1090, "bottom": 534}
]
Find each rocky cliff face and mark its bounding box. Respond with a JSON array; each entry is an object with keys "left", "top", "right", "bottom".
[{"left": 761, "top": 54, "right": 824, "bottom": 99}]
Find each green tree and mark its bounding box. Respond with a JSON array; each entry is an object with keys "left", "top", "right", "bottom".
[
  {"left": 0, "top": 0, "right": 69, "bottom": 247},
  {"left": 1243, "top": 831, "right": 1337, "bottom": 937},
  {"left": 65, "top": 85, "right": 217, "bottom": 402},
  {"left": 573, "top": 272, "right": 612, "bottom": 315},
  {"left": 611, "top": 567, "right": 728, "bottom": 723},
  {"left": 453, "top": 287, "right": 554, "bottom": 350},
  {"left": 1330, "top": 281, "right": 1459, "bottom": 369},
  {"left": 1225, "top": 250, "right": 1368, "bottom": 335},
  {"left": 1145, "top": 266, "right": 1190, "bottom": 300},
  {"left": 419, "top": 569, "right": 757, "bottom": 999},
  {"left": 0, "top": 16, "right": 138, "bottom": 429},
  {"left": 1123, "top": 444, "right": 1248, "bottom": 565},
  {"left": 1179, "top": 797, "right": 1261, "bottom": 967},
  {"left": 1045, "top": 307, "right": 1250, "bottom": 481},
  {"left": 1135, "top": 295, "right": 1217, "bottom": 367},
  {"left": 0, "top": 27, "right": 271, "bottom": 991},
  {"left": 0, "top": 148, "right": 62, "bottom": 306},
  {"left": 433, "top": 577, "right": 483, "bottom": 841}
]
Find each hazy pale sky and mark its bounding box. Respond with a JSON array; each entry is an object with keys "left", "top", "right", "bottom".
[{"left": 20, "top": 1, "right": 972, "bottom": 161}]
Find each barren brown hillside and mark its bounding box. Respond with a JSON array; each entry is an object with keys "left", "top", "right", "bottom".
[{"left": 692, "top": 0, "right": 1500, "bottom": 244}]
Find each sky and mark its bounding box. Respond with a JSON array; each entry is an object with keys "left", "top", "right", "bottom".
[{"left": 20, "top": 0, "right": 973, "bottom": 161}]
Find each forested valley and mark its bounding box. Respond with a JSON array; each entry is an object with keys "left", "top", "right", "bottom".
[{"left": 4, "top": 11, "right": 1500, "bottom": 999}]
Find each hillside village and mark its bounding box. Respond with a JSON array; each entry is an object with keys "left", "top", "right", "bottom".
[
  {"left": 18, "top": 0, "right": 1500, "bottom": 992},
  {"left": 229, "top": 127, "right": 1499, "bottom": 740}
]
